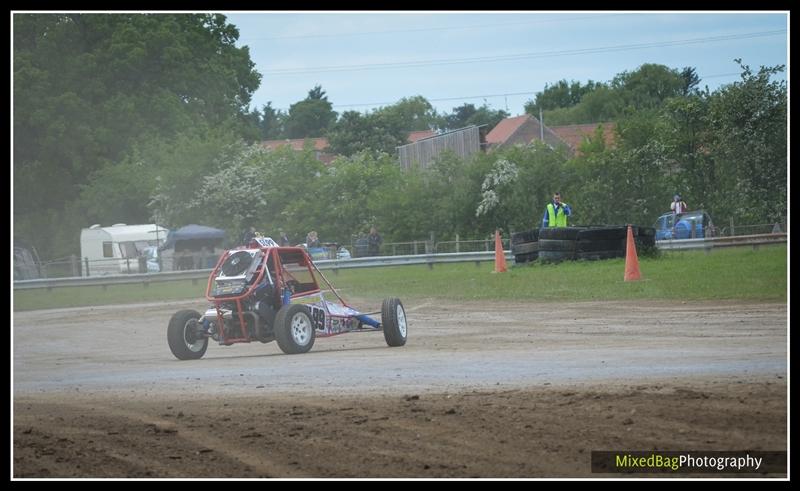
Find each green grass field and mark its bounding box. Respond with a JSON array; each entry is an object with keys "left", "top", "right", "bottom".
[{"left": 13, "top": 245, "right": 786, "bottom": 311}]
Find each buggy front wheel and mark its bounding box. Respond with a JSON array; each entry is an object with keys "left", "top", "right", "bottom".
[
  {"left": 167, "top": 310, "right": 208, "bottom": 360},
  {"left": 381, "top": 298, "right": 407, "bottom": 347},
  {"left": 275, "top": 304, "right": 316, "bottom": 354}
]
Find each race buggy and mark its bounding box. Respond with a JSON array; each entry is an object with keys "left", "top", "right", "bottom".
[{"left": 167, "top": 237, "right": 408, "bottom": 360}]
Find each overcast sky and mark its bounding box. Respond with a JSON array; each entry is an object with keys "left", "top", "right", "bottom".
[{"left": 223, "top": 11, "right": 788, "bottom": 118}]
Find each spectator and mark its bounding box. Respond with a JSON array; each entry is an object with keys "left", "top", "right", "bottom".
[
  {"left": 306, "top": 231, "right": 320, "bottom": 248},
  {"left": 175, "top": 248, "right": 193, "bottom": 271},
  {"left": 241, "top": 226, "right": 256, "bottom": 246},
  {"left": 671, "top": 194, "right": 688, "bottom": 215},
  {"left": 541, "top": 192, "right": 572, "bottom": 228},
  {"left": 367, "top": 227, "right": 383, "bottom": 256},
  {"left": 199, "top": 246, "right": 213, "bottom": 269},
  {"left": 353, "top": 233, "right": 368, "bottom": 258},
  {"left": 278, "top": 230, "right": 291, "bottom": 246}
]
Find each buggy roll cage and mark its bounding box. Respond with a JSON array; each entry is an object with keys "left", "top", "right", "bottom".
[{"left": 203, "top": 244, "right": 358, "bottom": 343}]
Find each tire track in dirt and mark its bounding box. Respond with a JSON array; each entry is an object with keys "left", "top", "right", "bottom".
[{"left": 15, "top": 399, "right": 299, "bottom": 478}]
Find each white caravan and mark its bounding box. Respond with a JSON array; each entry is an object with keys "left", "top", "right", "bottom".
[{"left": 80, "top": 223, "right": 168, "bottom": 276}]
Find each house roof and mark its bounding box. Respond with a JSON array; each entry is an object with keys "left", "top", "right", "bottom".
[
  {"left": 261, "top": 138, "right": 330, "bottom": 152},
  {"left": 485, "top": 115, "right": 531, "bottom": 145},
  {"left": 548, "top": 122, "right": 616, "bottom": 151},
  {"left": 407, "top": 130, "right": 436, "bottom": 143},
  {"left": 261, "top": 130, "right": 436, "bottom": 153}
]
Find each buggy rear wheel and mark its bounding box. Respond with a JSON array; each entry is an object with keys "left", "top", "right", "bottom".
[
  {"left": 275, "top": 304, "right": 316, "bottom": 354},
  {"left": 382, "top": 298, "right": 407, "bottom": 347},
  {"left": 167, "top": 310, "right": 208, "bottom": 360}
]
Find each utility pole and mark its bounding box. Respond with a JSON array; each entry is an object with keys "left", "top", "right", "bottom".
[{"left": 539, "top": 106, "right": 544, "bottom": 142}]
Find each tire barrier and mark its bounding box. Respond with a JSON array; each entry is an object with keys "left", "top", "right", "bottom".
[
  {"left": 538, "top": 227, "right": 584, "bottom": 241},
  {"left": 512, "top": 241, "right": 539, "bottom": 255},
  {"left": 576, "top": 226, "right": 628, "bottom": 241},
  {"left": 511, "top": 229, "right": 539, "bottom": 244},
  {"left": 538, "top": 239, "right": 579, "bottom": 252},
  {"left": 511, "top": 229, "right": 540, "bottom": 264},
  {"left": 576, "top": 250, "right": 625, "bottom": 260},
  {"left": 514, "top": 251, "right": 539, "bottom": 264},
  {"left": 537, "top": 227, "right": 587, "bottom": 262},
  {"left": 537, "top": 225, "right": 657, "bottom": 262},
  {"left": 576, "top": 239, "right": 625, "bottom": 253}
]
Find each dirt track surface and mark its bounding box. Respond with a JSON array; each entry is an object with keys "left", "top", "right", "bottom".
[{"left": 13, "top": 299, "right": 787, "bottom": 478}]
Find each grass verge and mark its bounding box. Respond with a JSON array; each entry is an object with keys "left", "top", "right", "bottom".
[{"left": 13, "top": 245, "right": 786, "bottom": 311}]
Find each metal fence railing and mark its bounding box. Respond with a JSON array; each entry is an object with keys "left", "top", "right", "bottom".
[
  {"left": 14, "top": 234, "right": 787, "bottom": 291},
  {"left": 350, "top": 240, "right": 434, "bottom": 258},
  {"left": 719, "top": 222, "right": 787, "bottom": 237},
  {"left": 16, "top": 223, "right": 788, "bottom": 280},
  {"left": 434, "top": 238, "right": 511, "bottom": 254},
  {"left": 15, "top": 233, "right": 788, "bottom": 291}
]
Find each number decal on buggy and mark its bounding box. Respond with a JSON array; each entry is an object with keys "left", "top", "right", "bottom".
[{"left": 310, "top": 306, "right": 326, "bottom": 331}]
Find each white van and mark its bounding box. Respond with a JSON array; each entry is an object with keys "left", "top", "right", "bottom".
[{"left": 80, "top": 223, "right": 168, "bottom": 276}]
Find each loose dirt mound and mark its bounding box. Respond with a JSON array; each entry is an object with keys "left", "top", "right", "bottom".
[{"left": 14, "top": 380, "right": 786, "bottom": 477}]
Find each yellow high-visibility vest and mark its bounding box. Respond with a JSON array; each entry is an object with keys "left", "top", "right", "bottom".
[{"left": 546, "top": 203, "right": 568, "bottom": 227}]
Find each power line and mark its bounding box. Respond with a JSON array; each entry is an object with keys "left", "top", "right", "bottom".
[
  {"left": 239, "top": 13, "right": 631, "bottom": 41},
  {"left": 263, "top": 72, "right": 751, "bottom": 112},
  {"left": 262, "top": 29, "right": 786, "bottom": 76},
  {"left": 333, "top": 91, "right": 538, "bottom": 109}
]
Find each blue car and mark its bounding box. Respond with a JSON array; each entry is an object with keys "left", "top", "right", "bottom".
[
  {"left": 141, "top": 246, "right": 161, "bottom": 272},
  {"left": 654, "top": 210, "right": 715, "bottom": 240}
]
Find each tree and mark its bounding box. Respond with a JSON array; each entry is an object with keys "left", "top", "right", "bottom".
[
  {"left": 656, "top": 94, "right": 714, "bottom": 212},
  {"left": 284, "top": 86, "right": 337, "bottom": 138},
  {"left": 706, "top": 60, "right": 787, "bottom": 223},
  {"left": 375, "top": 95, "right": 441, "bottom": 131},
  {"left": 306, "top": 85, "right": 327, "bottom": 101},
  {"left": 534, "top": 85, "right": 623, "bottom": 125},
  {"left": 442, "top": 103, "right": 509, "bottom": 132},
  {"left": 680, "top": 66, "right": 701, "bottom": 96},
  {"left": 327, "top": 110, "right": 407, "bottom": 157},
  {"left": 257, "top": 102, "right": 286, "bottom": 140},
  {"left": 612, "top": 63, "right": 685, "bottom": 110},
  {"left": 524, "top": 79, "right": 603, "bottom": 114},
  {"left": 13, "top": 13, "right": 261, "bottom": 259},
  {"left": 473, "top": 143, "right": 569, "bottom": 234},
  {"left": 154, "top": 142, "right": 326, "bottom": 243}
]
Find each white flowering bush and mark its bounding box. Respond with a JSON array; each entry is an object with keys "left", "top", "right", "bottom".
[{"left": 475, "top": 158, "right": 519, "bottom": 217}]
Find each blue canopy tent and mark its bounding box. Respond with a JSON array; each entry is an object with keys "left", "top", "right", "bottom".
[{"left": 160, "top": 224, "right": 227, "bottom": 270}]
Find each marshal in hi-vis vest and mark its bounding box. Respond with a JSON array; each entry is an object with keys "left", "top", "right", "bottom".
[{"left": 546, "top": 203, "right": 568, "bottom": 227}]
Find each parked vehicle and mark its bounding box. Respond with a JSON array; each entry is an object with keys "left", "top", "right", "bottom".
[
  {"left": 80, "top": 223, "right": 167, "bottom": 276},
  {"left": 167, "top": 237, "right": 407, "bottom": 359},
  {"left": 654, "top": 210, "right": 715, "bottom": 240},
  {"left": 13, "top": 242, "right": 42, "bottom": 280},
  {"left": 336, "top": 246, "right": 352, "bottom": 260},
  {"left": 140, "top": 246, "right": 161, "bottom": 273}
]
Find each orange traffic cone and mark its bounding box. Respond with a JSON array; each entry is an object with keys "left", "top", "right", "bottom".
[
  {"left": 494, "top": 229, "right": 507, "bottom": 273},
  {"left": 624, "top": 225, "right": 641, "bottom": 281}
]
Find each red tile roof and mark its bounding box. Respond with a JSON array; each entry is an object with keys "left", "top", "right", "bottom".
[
  {"left": 485, "top": 115, "right": 531, "bottom": 145},
  {"left": 261, "top": 137, "right": 330, "bottom": 152},
  {"left": 549, "top": 123, "right": 616, "bottom": 152},
  {"left": 407, "top": 130, "right": 436, "bottom": 143}
]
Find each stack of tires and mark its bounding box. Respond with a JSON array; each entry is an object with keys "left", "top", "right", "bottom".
[
  {"left": 627, "top": 226, "right": 657, "bottom": 257},
  {"left": 538, "top": 227, "right": 584, "bottom": 262},
  {"left": 511, "top": 229, "right": 539, "bottom": 264},
  {"left": 578, "top": 226, "right": 658, "bottom": 260},
  {"left": 538, "top": 225, "right": 657, "bottom": 263},
  {"left": 573, "top": 226, "right": 626, "bottom": 260}
]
